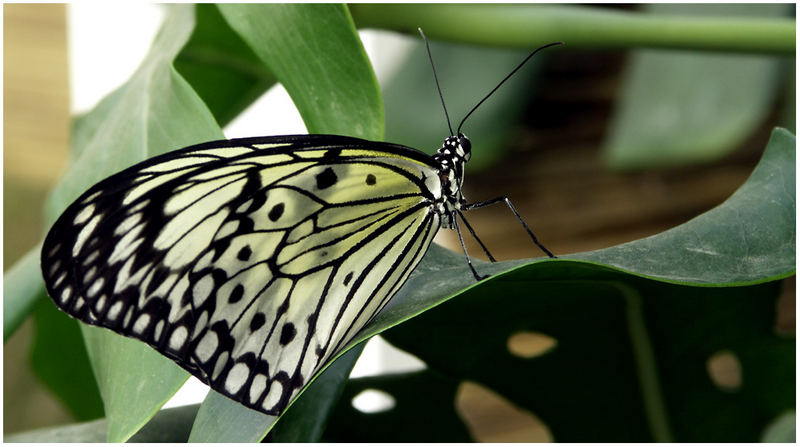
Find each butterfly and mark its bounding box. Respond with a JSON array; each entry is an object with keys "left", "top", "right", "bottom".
[{"left": 40, "top": 31, "right": 561, "bottom": 416}]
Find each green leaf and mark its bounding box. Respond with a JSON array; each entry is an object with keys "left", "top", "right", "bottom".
[
  {"left": 5, "top": 404, "right": 200, "bottom": 443},
  {"left": 187, "top": 344, "right": 364, "bottom": 442},
  {"left": 268, "top": 343, "right": 365, "bottom": 442},
  {"left": 325, "top": 370, "right": 473, "bottom": 442},
  {"left": 347, "top": 128, "right": 794, "bottom": 354},
  {"left": 31, "top": 299, "right": 104, "bottom": 421},
  {"left": 1, "top": 246, "right": 101, "bottom": 423},
  {"left": 3, "top": 248, "right": 103, "bottom": 420},
  {"left": 218, "top": 4, "right": 383, "bottom": 139},
  {"left": 174, "top": 4, "right": 275, "bottom": 128},
  {"left": 39, "top": 5, "right": 225, "bottom": 442},
  {"left": 3, "top": 244, "right": 45, "bottom": 340},
  {"left": 3, "top": 236, "right": 102, "bottom": 423},
  {"left": 603, "top": 4, "right": 791, "bottom": 170},
  {"left": 321, "top": 128, "right": 794, "bottom": 442},
  {"left": 586, "top": 127, "right": 795, "bottom": 283},
  {"left": 331, "top": 280, "right": 790, "bottom": 442},
  {"left": 188, "top": 392, "right": 275, "bottom": 442},
  {"left": 382, "top": 39, "right": 551, "bottom": 170}
]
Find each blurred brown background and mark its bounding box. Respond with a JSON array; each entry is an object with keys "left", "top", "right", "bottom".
[
  {"left": 4, "top": 3, "right": 73, "bottom": 435},
  {"left": 3, "top": 3, "right": 794, "bottom": 441}
]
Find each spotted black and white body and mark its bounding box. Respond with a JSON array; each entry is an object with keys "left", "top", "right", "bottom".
[
  {"left": 432, "top": 133, "right": 471, "bottom": 229},
  {"left": 40, "top": 34, "right": 561, "bottom": 417}
]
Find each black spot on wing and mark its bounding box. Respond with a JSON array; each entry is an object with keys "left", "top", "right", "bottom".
[
  {"left": 228, "top": 284, "right": 244, "bottom": 304},
  {"left": 237, "top": 245, "right": 252, "bottom": 261},
  {"left": 250, "top": 312, "right": 266, "bottom": 331},
  {"left": 280, "top": 322, "right": 296, "bottom": 345},
  {"left": 315, "top": 167, "right": 337, "bottom": 189},
  {"left": 277, "top": 297, "right": 290, "bottom": 315},
  {"left": 290, "top": 371, "right": 304, "bottom": 390},
  {"left": 268, "top": 203, "right": 284, "bottom": 222},
  {"left": 366, "top": 174, "right": 376, "bottom": 185}
]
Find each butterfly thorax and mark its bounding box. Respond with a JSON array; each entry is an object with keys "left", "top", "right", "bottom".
[{"left": 432, "top": 134, "right": 471, "bottom": 228}]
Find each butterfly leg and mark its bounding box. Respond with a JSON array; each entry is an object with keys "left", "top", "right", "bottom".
[
  {"left": 451, "top": 211, "right": 488, "bottom": 281},
  {"left": 464, "top": 196, "right": 556, "bottom": 258},
  {"left": 455, "top": 209, "right": 496, "bottom": 262}
]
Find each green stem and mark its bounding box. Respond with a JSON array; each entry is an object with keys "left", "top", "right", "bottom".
[
  {"left": 3, "top": 244, "right": 46, "bottom": 340},
  {"left": 612, "top": 281, "right": 674, "bottom": 443},
  {"left": 350, "top": 4, "right": 794, "bottom": 55}
]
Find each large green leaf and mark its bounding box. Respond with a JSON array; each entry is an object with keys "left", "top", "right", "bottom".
[
  {"left": 330, "top": 281, "right": 790, "bottom": 442},
  {"left": 345, "top": 128, "right": 794, "bottom": 350},
  {"left": 585, "top": 128, "right": 795, "bottom": 284},
  {"left": 1, "top": 247, "right": 100, "bottom": 423},
  {"left": 267, "top": 343, "right": 366, "bottom": 442},
  {"left": 218, "top": 4, "right": 383, "bottom": 138},
  {"left": 324, "top": 369, "right": 473, "bottom": 442},
  {"left": 603, "top": 4, "right": 791, "bottom": 170},
  {"left": 187, "top": 344, "right": 365, "bottom": 442},
  {"left": 4, "top": 404, "right": 200, "bottom": 443},
  {"left": 324, "top": 129, "right": 795, "bottom": 442},
  {"left": 30, "top": 299, "right": 104, "bottom": 421},
  {"left": 187, "top": 391, "right": 273, "bottom": 442}
]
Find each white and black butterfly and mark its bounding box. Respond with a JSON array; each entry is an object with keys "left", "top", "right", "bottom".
[{"left": 40, "top": 32, "right": 560, "bottom": 416}]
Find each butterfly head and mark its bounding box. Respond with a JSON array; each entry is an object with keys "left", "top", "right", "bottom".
[{"left": 440, "top": 133, "right": 472, "bottom": 162}]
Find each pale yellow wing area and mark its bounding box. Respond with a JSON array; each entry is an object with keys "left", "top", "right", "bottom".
[{"left": 41, "top": 135, "right": 443, "bottom": 415}]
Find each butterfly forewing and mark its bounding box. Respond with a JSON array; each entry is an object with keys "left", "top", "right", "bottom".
[{"left": 41, "top": 135, "right": 442, "bottom": 415}]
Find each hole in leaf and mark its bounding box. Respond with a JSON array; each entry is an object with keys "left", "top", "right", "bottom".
[
  {"left": 507, "top": 331, "right": 557, "bottom": 358},
  {"left": 455, "top": 381, "right": 553, "bottom": 442},
  {"left": 707, "top": 350, "right": 742, "bottom": 391},
  {"left": 351, "top": 388, "right": 396, "bottom": 414},
  {"left": 350, "top": 335, "right": 426, "bottom": 378},
  {"left": 761, "top": 410, "right": 796, "bottom": 442}
]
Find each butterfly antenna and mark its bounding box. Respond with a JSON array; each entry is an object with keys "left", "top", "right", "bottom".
[
  {"left": 457, "top": 41, "right": 564, "bottom": 135},
  {"left": 419, "top": 28, "right": 454, "bottom": 136}
]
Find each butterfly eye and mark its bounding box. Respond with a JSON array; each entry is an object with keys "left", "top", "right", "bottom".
[{"left": 457, "top": 134, "right": 471, "bottom": 160}]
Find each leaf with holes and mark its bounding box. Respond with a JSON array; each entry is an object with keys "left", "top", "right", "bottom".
[{"left": 323, "top": 128, "right": 795, "bottom": 442}]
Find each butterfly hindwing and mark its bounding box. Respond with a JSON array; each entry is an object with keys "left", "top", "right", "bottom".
[{"left": 41, "top": 135, "right": 442, "bottom": 415}]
